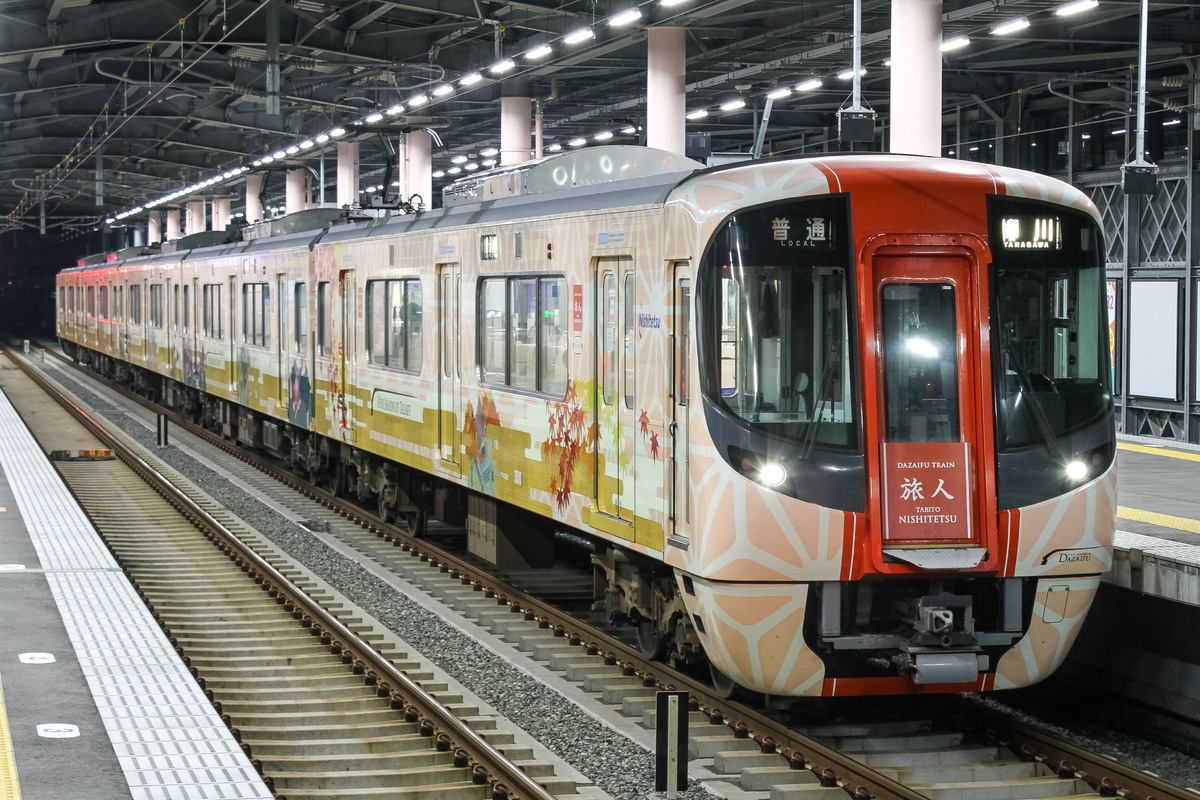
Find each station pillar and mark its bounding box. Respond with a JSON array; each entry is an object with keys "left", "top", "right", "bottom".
[
  {"left": 245, "top": 173, "right": 264, "bottom": 223},
  {"left": 285, "top": 166, "right": 309, "bottom": 214},
  {"left": 647, "top": 26, "right": 686, "bottom": 156},
  {"left": 403, "top": 130, "right": 433, "bottom": 210},
  {"left": 147, "top": 213, "right": 161, "bottom": 245},
  {"left": 211, "top": 197, "right": 231, "bottom": 233},
  {"left": 336, "top": 142, "right": 359, "bottom": 208},
  {"left": 889, "top": 0, "right": 943, "bottom": 157},
  {"left": 500, "top": 96, "right": 532, "bottom": 165},
  {"left": 165, "top": 208, "right": 181, "bottom": 240},
  {"left": 186, "top": 198, "right": 206, "bottom": 235}
]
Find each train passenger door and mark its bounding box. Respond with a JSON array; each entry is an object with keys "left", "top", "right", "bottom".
[
  {"left": 229, "top": 275, "right": 238, "bottom": 391},
  {"left": 873, "top": 251, "right": 983, "bottom": 556},
  {"left": 437, "top": 264, "right": 461, "bottom": 465},
  {"left": 668, "top": 267, "right": 692, "bottom": 545},
  {"left": 277, "top": 273, "right": 286, "bottom": 408},
  {"left": 337, "top": 269, "right": 357, "bottom": 442},
  {"left": 594, "top": 257, "right": 636, "bottom": 525}
]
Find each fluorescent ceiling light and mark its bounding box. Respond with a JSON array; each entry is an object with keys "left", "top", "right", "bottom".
[
  {"left": 525, "top": 43, "right": 552, "bottom": 60},
  {"left": 569, "top": 137, "right": 588, "bottom": 147},
  {"left": 661, "top": 0, "right": 688, "bottom": 6},
  {"left": 432, "top": 170, "right": 446, "bottom": 178},
  {"left": 720, "top": 98, "right": 746, "bottom": 111},
  {"left": 460, "top": 72, "right": 483, "bottom": 86},
  {"left": 298, "top": 140, "right": 314, "bottom": 150},
  {"left": 451, "top": 154, "right": 468, "bottom": 164},
  {"left": 480, "top": 147, "right": 499, "bottom": 156},
  {"left": 329, "top": 127, "right": 347, "bottom": 137},
  {"left": 564, "top": 27, "right": 595, "bottom": 45},
  {"left": 1055, "top": 0, "right": 1098, "bottom": 16},
  {"left": 838, "top": 68, "right": 866, "bottom": 80},
  {"left": 407, "top": 94, "right": 428, "bottom": 107},
  {"left": 482, "top": 159, "right": 497, "bottom": 167},
  {"left": 432, "top": 84, "right": 454, "bottom": 96},
  {"left": 464, "top": 163, "right": 479, "bottom": 171},
  {"left": 621, "top": 124, "right": 637, "bottom": 134},
  {"left": 796, "top": 78, "right": 823, "bottom": 92},
  {"left": 1164, "top": 118, "right": 1182, "bottom": 126},
  {"left": 448, "top": 166, "right": 461, "bottom": 174},
  {"left": 489, "top": 58, "right": 515, "bottom": 74},
  {"left": 609, "top": 8, "right": 642, "bottom": 26},
  {"left": 991, "top": 17, "right": 1030, "bottom": 35},
  {"left": 940, "top": 36, "right": 970, "bottom": 51},
  {"left": 315, "top": 134, "right": 329, "bottom": 144},
  {"left": 1110, "top": 128, "right": 1126, "bottom": 135},
  {"left": 547, "top": 143, "right": 563, "bottom": 152},
  {"left": 685, "top": 109, "right": 708, "bottom": 120},
  {"left": 767, "top": 87, "right": 791, "bottom": 100},
  {"left": 594, "top": 130, "right": 613, "bottom": 140},
  {"left": 365, "top": 113, "right": 383, "bottom": 123},
  {"left": 272, "top": 150, "right": 287, "bottom": 159}
]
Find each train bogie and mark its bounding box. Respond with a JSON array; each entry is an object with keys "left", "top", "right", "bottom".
[{"left": 57, "top": 146, "right": 1116, "bottom": 697}]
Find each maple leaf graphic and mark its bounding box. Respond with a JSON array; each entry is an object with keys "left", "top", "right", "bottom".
[
  {"left": 639, "top": 410, "right": 649, "bottom": 439},
  {"left": 650, "top": 432, "right": 660, "bottom": 460}
]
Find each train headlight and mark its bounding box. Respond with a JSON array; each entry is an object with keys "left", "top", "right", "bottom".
[
  {"left": 759, "top": 463, "right": 788, "bottom": 488},
  {"left": 1065, "top": 460, "right": 1088, "bottom": 481}
]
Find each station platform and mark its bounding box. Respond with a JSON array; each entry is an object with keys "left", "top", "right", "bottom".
[
  {"left": 0, "top": 383, "right": 271, "bottom": 799},
  {"left": 1109, "top": 436, "right": 1200, "bottom": 606}
]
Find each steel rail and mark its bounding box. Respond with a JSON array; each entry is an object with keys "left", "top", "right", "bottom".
[{"left": 8, "top": 346, "right": 557, "bottom": 800}]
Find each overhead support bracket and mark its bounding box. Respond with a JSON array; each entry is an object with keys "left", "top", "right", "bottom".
[{"left": 265, "top": 0, "right": 281, "bottom": 117}]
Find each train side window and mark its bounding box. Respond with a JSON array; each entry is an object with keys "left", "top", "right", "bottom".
[
  {"left": 624, "top": 273, "right": 635, "bottom": 409},
  {"left": 602, "top": 273, "right": 617, "bottom": 405},
  {"left": 676, "top": 281, "right": 690, "bottom": 406},
  {"left": 317, "top": 281, "right": 331, "bottom": 356},
  {"left": 87, "top": 286, "right": 95, "bottom": 319},
  {"left": 173, "top": 285, "right": 179, "bottom": 328},
  {"left": 182, "top": 285, "right": 190, "bottom": 332},
  {"left": 242, "top": 282, "right": 269, "bottom": 347},
  {"left": 203, "top": 283, "right": 223, "bottom": 339},
  {"left": 294, "top": 282, "right": 307, "bottom": 352},
  {"left": 150, "top": 284, "right": 164, "bottom": 328},
  {"left": 99, "top": 286, "right": 109, "bottom": 320},
  {"left": 366, "top": 279, "right": 422, "bottom": 372},
  {"left": 539, "top": 277, "right": 567, "bottom": 397},
  {"left": 130, "top": 284, "right": 143, "bottom": 325},
  {"left": 479, "top": 278, "right": 506, "bottom": 384},
  {"left": 510, "top": 278, "right": 537, "bottom": 391}
]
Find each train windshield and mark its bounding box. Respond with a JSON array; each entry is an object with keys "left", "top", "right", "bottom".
[
  {"left": 989, "top": 197, "right": 1110, "bottom": 448},
  {"left": 698, "top": 196, "right": 858, "bottom": 450},
  {"left": 988, "top": 196, "right": 1114, "bottom": 507}
]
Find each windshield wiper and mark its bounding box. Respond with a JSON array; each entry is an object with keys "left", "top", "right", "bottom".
[{"left": 1003, "top": 341, "right": 1066, "bottom": 461}]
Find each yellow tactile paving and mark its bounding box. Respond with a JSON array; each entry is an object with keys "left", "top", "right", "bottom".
[
  {"left": 1118, "top": 442, "right": 1200, "bottom": 463},
  {"left": 0, "top": 673, "right": 20, "bottom": 800},
  {"left": 1118, "top": 505, "right": 1200, "bottom": 536}
]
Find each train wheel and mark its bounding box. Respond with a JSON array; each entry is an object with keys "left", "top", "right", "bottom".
[
  {"left": 636, "top": 622, "right": 666, "bottom": 659},
  {"left": 709, "top": 664, "right": 738, "bottom": 699},
  {"left": 403, "top": 509, "right": 428, "bottom": 538},
  {"left": 377, "top": 494, "right": 394, "bottom": 524}
]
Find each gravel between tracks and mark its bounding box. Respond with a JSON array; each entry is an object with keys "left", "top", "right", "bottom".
[
  {"left": 38, "top": 360, "right": 1200, "bottom": 795},
  {"left": 41, "top": 363, "right": 726, "bottom": 800}
]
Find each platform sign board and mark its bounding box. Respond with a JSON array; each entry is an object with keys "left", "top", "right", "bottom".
[{"left": 883, "top": 442, "right": 971, "bottom": 542}]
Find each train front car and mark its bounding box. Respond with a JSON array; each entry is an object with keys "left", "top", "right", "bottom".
[{"left": 667, "top": 155, "right": 1115, "bottom": 696}]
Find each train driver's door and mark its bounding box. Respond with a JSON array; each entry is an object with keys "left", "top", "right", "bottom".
[
  {"left": 668, "top": 267, "right": 692, "bottom": 548},
  {"left": 438, "top": 264, "right": 461, "bottom": 466},
  {"left": 873, "top": 251, "right": 983, "bottom": 560},
  {"left": 594, "top": 257, "right": 636, "bottom": 525}
]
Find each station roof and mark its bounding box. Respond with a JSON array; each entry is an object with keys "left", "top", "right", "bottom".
[{"left": 0, "top": 0, "right": 1196, "bottom": 238}]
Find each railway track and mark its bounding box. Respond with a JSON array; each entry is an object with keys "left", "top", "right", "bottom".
[{"left": 12, "top": 342, "right": 1200, "bottom": 800}]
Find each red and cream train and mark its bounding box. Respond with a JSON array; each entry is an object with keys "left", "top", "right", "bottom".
[{"left": 57, "top": 146, "right": 1116, "bottom": 696}]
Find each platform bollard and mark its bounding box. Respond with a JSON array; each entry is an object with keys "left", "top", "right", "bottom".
[
  {"left": 156, "top": 414, "right": 169, "bottom": 447},
  {"left": 23, "top": 339, "right": 29, "bottom": 354},
  {"left": 655, "top": 690, "right": 688, "bottom": 798}
]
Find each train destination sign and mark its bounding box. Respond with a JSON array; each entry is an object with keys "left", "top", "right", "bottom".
[
  {"left": 998, "top": 214, "right": 1062, "bottom": 250},
  {"left": 883, "top": 442, "right": 972, "bottom": 542}
]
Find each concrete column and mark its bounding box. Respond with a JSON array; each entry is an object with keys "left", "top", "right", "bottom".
[
  {"left": 403, "top": 130, "right": 433, "bottom": 211},
  {"left": 147, "top": 213, "right": 162, "bottom": 245},
  {"left": 889, "top": 0, "right": 943, "bottom": 156},
  {"left": 211, "top": 197, "right": 232, "bottom": 232},
  {"left": 245, "top": 174, "right": 264, "bottom": 223},
  {"left": 186, "top": 198, "right": 206, "bottom": 235},
  {"left": 647, "top": 26, "right": 686, "bottom": 155},
  {"left": 131, "top": 227, "right": 145, "bottom": 247},
  {"left": 534, "top": 102, "right": 544, "bottom": 159},
  {"left": 285, "top": 166, "right": 309, "bottom": 214},
  {"left": 336, "top": 142, "right": 360, "bottom": 208},
  {"left": 500, "top": 96, "right": 532, "bottom": 165},
  {"left": 165, "top": 209, "right": 181, "bottom": 240}
]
